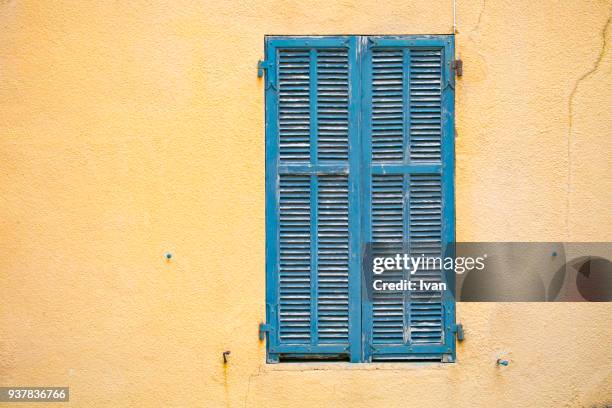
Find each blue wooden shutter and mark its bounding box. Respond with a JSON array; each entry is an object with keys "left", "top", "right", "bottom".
[
  {"left": 265, "top": 37, "right": 361, "bottom": 362},
  {"left": 362, "top": 36, "right": 455, "bottom": 362},
  {"left": 265, "top": 35, "right": 454, "bottom": 363}
]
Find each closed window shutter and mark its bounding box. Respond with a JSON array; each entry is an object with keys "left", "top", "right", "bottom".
[
  {"left": 362, "top": 38, "right": 455, "bottom": 362},
  {"left": 266, "top": 36, "right": 455, "bottom": 363},
  {"left": 265, "top": 37, "right": 361, "bottom": 362}
]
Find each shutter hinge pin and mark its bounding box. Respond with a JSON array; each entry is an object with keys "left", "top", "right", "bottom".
[
  {"left": 258, "top": 60, "right": 272, "bottom": 77},
  {"left": 259, "top": 322, "right": 272, "bottom": 341},
  {"left": 451, "top": 59, "right": 463, "bottom": 76},
  {"left": 453, "top": 323, "right": 465, "bottom": 341}
]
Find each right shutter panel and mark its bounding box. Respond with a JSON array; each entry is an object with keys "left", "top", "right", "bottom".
[{"left": 363, "top": 38, "right": 454, "bottom": 362}]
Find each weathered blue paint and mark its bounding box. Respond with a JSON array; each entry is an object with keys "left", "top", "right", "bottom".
[
  {"left": 401, "top": 47, "right": 412, "bottom": 357},
  {"left": 264, "top": 35, "right": 456, "bottom": 363},
  {"left": 347, "top": 35, "right": 363, "bottom": 363},
  {"left": 278, "top": 163, "right": 349, "bottom": 174},
  {"left": 370, "top": 164, "right": 442, "bottom": 174},
  {"left": 308, "top": 48, "right": 319, "bottom": 346},
  {"left": 441, "top": 34, "right": 457, "bottom": 363},
  {"left": 264, "top": 36, "right": 280, "bottom": 363},
  {"left": 360, "top": 35, "right": 374, "bottom": 362}
]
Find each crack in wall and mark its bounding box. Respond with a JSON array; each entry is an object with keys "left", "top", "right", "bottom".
[
  {"left": 566, "top": 11, "right": 611, "bottom": 239},
  {"left": 466, "top": 0, "right": 487, "bottom": 65},
  {"left": 243, "top": 365, "right": 262, "bottom": 408},
  {"left": 472, "top": 0, "right": 486, "bottom": 35}
]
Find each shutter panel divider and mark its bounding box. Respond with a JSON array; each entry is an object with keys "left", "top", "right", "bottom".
[
  {"left": 308, "top": 48, "right": 319, "bottom": 346},
  {"left": 402, "top": 47, "right": 412, "bottom": 345},
  {"left": 346, "top": 36, "right": 363, "bottom": 362},
  {"left": 309, "top": 176, "right": 319, "bottom": 346}
]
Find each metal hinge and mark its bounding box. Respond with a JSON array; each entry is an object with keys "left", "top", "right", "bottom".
[
  {"left": 453, "top": 323, "right": 465, "bottom": 341},
  {"left": 451, "top": 59, "right": 463, "bottom": 76},
  {"left": 259, "top": 322, "right": 272, "bottom": 341},
  {"left": 257, "top": 60, "right": 272, "bottom": 77},
  {"left": 257, "top": 59, "right": 275, "bottom": 89}
]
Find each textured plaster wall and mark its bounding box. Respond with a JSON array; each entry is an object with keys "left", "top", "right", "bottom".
[{"left": 0, "top": 1, "right": 611, "bottom": 407}]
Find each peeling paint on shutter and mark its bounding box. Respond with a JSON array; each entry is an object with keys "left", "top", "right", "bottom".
[
  {"left": 317, "top": 175, "right": 349, "bottom": 344},
  {"left": 279, "top": 50, "right": 311, "bottom": 162},
  {"left": 278, "top": 174, "right": 311, "bottom": 343},
  {"left": 317, "top": 49, "right": 349, "bottom": 161},
  {"left": 371, "top": 50, "right": 404, "bottom": 162},
  {"left": 409, "top": 174, "right": 443, "bottom": 345},
  {"left": 371, "top": 174, "right": 405, "bottom": 345},
  {"left": 410, "top": 50, "right": 442, "bottom": 162}
]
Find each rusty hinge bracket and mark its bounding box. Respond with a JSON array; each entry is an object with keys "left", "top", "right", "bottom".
[
  {"left": 451, "top": 59, "right": 463, "bottom": 77},
  {"left": 259, "top": 322, "right": 272, "bottom": 341},
  {"left": 453, "top": 323, "right": 465, "bottom": 341}
]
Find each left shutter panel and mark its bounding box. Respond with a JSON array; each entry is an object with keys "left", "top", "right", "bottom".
[{"left": 265, "top": 37, "right": 360, "bottom": 362}]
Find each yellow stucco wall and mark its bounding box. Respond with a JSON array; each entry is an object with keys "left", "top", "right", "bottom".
[{"left": 1, "top": 1, "right": 611, "bottom": 407}]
